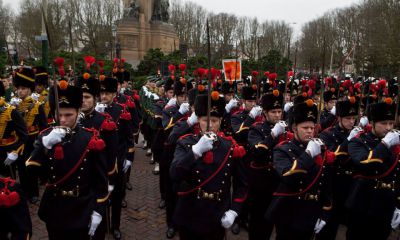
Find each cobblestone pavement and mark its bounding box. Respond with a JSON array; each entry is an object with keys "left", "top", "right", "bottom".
[{"left": 27, "top": 140, "right": 400, "bottom": 240}]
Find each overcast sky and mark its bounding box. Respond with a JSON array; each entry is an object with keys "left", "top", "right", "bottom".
[{"left": 3, "top": 0, "right": 361, "bottom": 35}]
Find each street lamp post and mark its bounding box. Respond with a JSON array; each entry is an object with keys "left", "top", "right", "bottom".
[{"left": 112, "top": 25, "right": 117, "bottom": 60}]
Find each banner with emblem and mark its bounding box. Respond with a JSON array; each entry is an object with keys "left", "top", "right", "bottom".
[{"left": 222, "top": 59, "right": 241, "bottom": 82}]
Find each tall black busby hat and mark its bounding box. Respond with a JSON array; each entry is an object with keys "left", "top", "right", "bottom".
[
  {"left": 114, "top": 71, "right": 124, "bottom": 84},
  {"left": 174, "top": 78, "right": 193, "bottom": 96},
  {"left": 261, "top": 90, "right": 283, "bottom": 111},
  {"left": 292, "top": 99, "right": 318, "bottom": 124},
  {"left": 33, "top": 66, "right": 49, "bottom": 87},
  {"left": 77, "top": 76, "right": 100, "bottom": 97},
  {"left": 164, "top": 77, "right": 174, "bottom": 92},
  {"left": 368, "top": 99, "right": 396, "bottom": 123},
  {"left": 99, "top": 77, "right": 118, "bottom": 93},
  {"left": 336, "top": 97, "right": 359, "bottom": 117},
  {"left": 242, "top": 86, "right": 257, "bottom": 100},
  {"left": 293, "top": 92, "right": 310, "bottom": 105},
  {"left": 13, "top": 67, "right": 35, "bottom": 91},
  {"left": 188, "top": 88, "right": 197, "bottom": 106},
  {"left": 221, "top": 81, "right": 236, "bottom": 94},
  {"left": 323, "top": 89, "right": 338, "bottom": 102},
  {"left": 123, "top": 71, "right": 131, "bottom": 82},
  {"left": 194, "top": 93, "right": 226, "bottom": 118},
  {"left": 49, "top": 80, "right": 83, "bottom": 111}
]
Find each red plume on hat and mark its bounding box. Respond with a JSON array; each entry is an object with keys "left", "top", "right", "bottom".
[
  {"left": 264, "top": 71, "right": 270, "bottom": 78},
  {"left": 269, "top": 73, "right": 277, "bottom": 82},
  {"left": 179, "top": 63, "right": 186, "bottom": 77},
  {"left": 168, "top": 64, "right": 175, "bottom": 73},
  {"left": 287, "top": 71, "right": 294, "bottom": 78},
  {"left": 251, "top": 71, "right": 259, "bottom": 79},
  {"left": 84, "top": 55, "right": 95, "bottom": 70},
  {"left": 97, "top": 60, "right": 105, "bottom": 74},
  {"left": 54, "top": 57, "right": 65, "bottom": 77},
  {"left": 325, "top": 77, "right": 332, "bottom": 88},
  {"left": 308, "top": 79, "right": 316, "bottom": 90},
  {"left": 120, "top": 58, "right": 125, "bottom": 68},
  {"left": 197, "top": 68, "right": 206, "bottom": 79},
  {"left": 211, "top": 68, "right": 220, "bottom": 80},
  {"left": 377, "top": 79, "right": 387, "bottom": 89},
  {"left": 113, "top": 58, "right": 119, "bottom": 73}
]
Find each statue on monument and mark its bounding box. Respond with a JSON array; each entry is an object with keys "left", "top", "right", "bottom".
[
  {"left": 123, "top": 0, "right": 140, "bottom": 20},
  {"left": 151, "top": 0, "right": 170, "bottom": 22}
]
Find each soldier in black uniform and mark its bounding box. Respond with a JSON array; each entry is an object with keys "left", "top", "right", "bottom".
[
  {"left": 0, "top": 176, "right": 32, "bottom": 239},
  {"left": 231, "top": 86, "right": 261, "bottom": 146},
  {"left": 247, "top": 90, "right": 286, "bottom": 240},
  {"left": 316, "top": 97, "right": 362, "bottom": 240},
  {"left": 161, "top": 78, "right": 192, "bottom": 238},
  {"left": 26, "top": 80, "right": 108, "bottom": 240},
  {"left": 99, "top": 76, "right": 133, "bottom": 240},
  {"left": 11, "top": 67, "right": 47, "bottom": 203},
  {"left": 0, "top": 81, "right": 27, "bottom": 178},
  {"left": 170, "top": 93, "right": 248, "bottom": 240},
  {"left": 346, "top": 100, "right": 400, "bottom": 239},
  {"left": 320, "top": 89, "right": 337, "bottom": 130},
  {"left": 221, "top": 81, "right": 238, "bottom": 136},
  {"left": 266, "top": 100, "right": 334, "bottom": 240}
]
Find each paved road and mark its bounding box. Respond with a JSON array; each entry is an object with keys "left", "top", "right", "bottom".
[{"left": 27, "top": 139, "right": 400, "bottom": 239}]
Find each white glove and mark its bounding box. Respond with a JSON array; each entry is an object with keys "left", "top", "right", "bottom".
[
  {"left": 108, "top": 185, "right": 114, "bottom": 193},
  {"left": 120, "top": 87, "right": 126, "bottom": 94},
  {"left": 187, "top": 112, "right": 198, "bottom": 127},
  {"left": 4, "top": 152, "right": 18, "bottom": 166},
  {"left": 152, "top": 94, "right": 159, "bottom": 100},
  {"left": 347, "top": 127, "right": 363, "bottom": 141},
  {"left": 330, "top": 106, "right": 336, "bottom": 115},
  {"left": 306, "top": 139, "right": 322, "bottom": 158},
  {"left": 221, "top": 210, "right": 238, "bottom": 229},
  {"left": 382, "top": 131, "right": 400, "bottom": 148},
  {"left": 225, "top": 99, "right": 238, "bottom": 113},
  {"left": 284, "top": 102, "right": 294, "bottom": 112},
  {"left": 123, "top": 159, "right": 132, "bottom": 173},
  {"left": 314, "top": 218, "right": 326, "bottom": 233},
  {"left": 166, "top": 98, "right": 176, "bottom": 107},
  {"left": 249, "top": 106, "right": 263, "bottom": 119},
  {"left": 31, "top": 93, "right": 40, "bottom": 102},
  {"left": 271, "top": 121, "right": 287, "bottom": 138},
  {"left": 95, "top": 103, "right": 107, "bottom": 113},
  {"left": 88, "top": 211, "right": 102, "bottom": 236},
  {"left": 192, "top": 134, "right": 214, "bottom": 158},
  {"left": 178, "top": 102, "right": 190, "bottom": 115},
  {"left": 359, "top": 116, "right": 369, "bottom": 128},
  {"left": 10, "top": 97, "right": 22, "bottom": 106},
  {"left": 42, "top": 128, "right": 67, "bottom": 149},
  {"left": 391, "top": 208, "right": 400, "bottom": 229}
]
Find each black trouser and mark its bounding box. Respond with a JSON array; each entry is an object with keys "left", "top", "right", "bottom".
[
  {"left": 179, "top": 227, "right": 225, "bottom": 240},
  {"left": 153, "top": 149, "right": 165, "bottom": 199},
  {"left": 46, "top": 226, "right": 89, "bottom": 240},
  {"left": 18, "top": 136, "right": 39, "bottom": 199},
  {"left": 275, "top": 223, "right": 314, "bottom": 240},
  {"left": 248, "top": 194, "right": 274, "bottom": 240},
  {"left": 160, "top": 144, "right": 176, "bottom": 228},
  {"left": 111, "top": 150, "right": 127, "bottom": 231},
  {"left": 346, "top": 211, "right": 391, "bottom": 240}
]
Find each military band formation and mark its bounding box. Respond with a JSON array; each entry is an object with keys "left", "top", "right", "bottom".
[{"left": 1, "top": 56, "right": 400, "bottom": 240}]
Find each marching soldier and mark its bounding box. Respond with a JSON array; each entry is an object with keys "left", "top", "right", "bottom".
[
  {"left": 0, "top": 81, "right": 28, "bottom": 178},
  {"left": 231, "top": 86, "right": 262, "bottom": 145},
  {"left": 170, "top": 93, "right": 248, "bottom": 240},
  {"left": 247, "top": 90, "right": 287, "bottom": 240},
  {"left": 346, "top": 99, "right": 400, "bottom": 239},
  {"left": 266, "top": 100, "right": 334, "bottom": 240},
  {"left": 161, "top": 77, "right": 192, "bottom": 238},
  {"left": 221, "top": 80, "right": 239, "bottom": 136},
  {"left": 320, "top": 89, "right": 338, "bottom": 130},
  {"left": 26, "top": 80, "right": 108, "bottom": 240},
  {"left": 316, "top": 97, "right": 362, "bottom": 240},
  {"left": 33, "top": 66, "right": 51, "bottom": 118},
  {"left": 11, "top": 67, "right": 47, "bottom": 203},
  {"left": 98, "top": 76, "right": 133, "bottom": 240}
]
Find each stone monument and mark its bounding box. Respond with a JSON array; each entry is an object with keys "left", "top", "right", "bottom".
[{"left": 118, "top": 0, "right": 179, "bottom": 67}]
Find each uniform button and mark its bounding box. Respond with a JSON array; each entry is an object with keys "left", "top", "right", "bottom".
[
  {"left": 50, "top": 167, "right": 54, "bottom": 170},
  {"left": 222, "top": 181, "right": 225, "bottom": 184},
  {"left": 77, "top": 176, "right": 81, "bottom": 179},
  {"left": 52, "top": 176, "right": 56, "bottom": 179},
  {"left": 81, "top": 167, "right": 84, "bottom": 170},
  {"left": 198, "top": 179, "right": 201, "bottom": 182}
]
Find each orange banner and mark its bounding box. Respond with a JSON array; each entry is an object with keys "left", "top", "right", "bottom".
[{"left": 222, "top": 59, "right": 241, "bottom": 81}]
